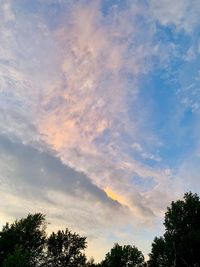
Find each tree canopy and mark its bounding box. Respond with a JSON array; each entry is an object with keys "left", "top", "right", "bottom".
[
  {"left": 148, "top": 192, "right": 200, "bottom": 267},
  {"left": 47, "top": 229, "right": 87, "bottom": 267},
  {"left": 0, "top": 192, "right": 200, "bottom": 266},
  {"left": 100, "top": 243, "right": 144, "bottom": 267},
  {"left": 0, "top": 213, "right": 46, "bottom": 267},
  {"left": 0, "top": 213, "right": 87, "bottom": 267}
]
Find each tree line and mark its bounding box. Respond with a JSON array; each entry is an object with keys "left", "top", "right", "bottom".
[{"left": 0, "top": 192, "right": 200, "bottom": 267}]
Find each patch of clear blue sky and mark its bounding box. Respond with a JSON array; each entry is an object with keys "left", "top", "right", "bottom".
[
  {"left": 128, "top": 23, "right": 198, "bottom": 169},
  {"left": 144, "top": 73, "right": 196, "bottom": 166}
]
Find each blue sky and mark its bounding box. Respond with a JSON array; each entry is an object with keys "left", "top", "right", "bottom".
[{"left": 0, "top": 0, "right": 200, "bottom": 261}]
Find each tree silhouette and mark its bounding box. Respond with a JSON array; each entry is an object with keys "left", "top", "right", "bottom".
[
  {"left": 148, "top": 237, "right": 169, "bottom": 267},
  {"left": 1, "top": 192, "right": 200, "bottom": 267},
  {"left": 2, "top": 246, "right": 29, "bottom": 267},
  {"left": 86, "top": 257, "right": 98, "bottom": 267},
  {"left": 0, "top": 214, "right": 87, "bottom": 267},
  {"left": 0, "top": 213, "right": 46, "bottom": 266},
  {"left": 148, "top": 192, "right": 200, "bottom": 267},
  {"left": 46, "top": 229, "right": 87, "bottom": 267},
  {"left": 101, "top": 243, "right": 144, "bottom": 267}
]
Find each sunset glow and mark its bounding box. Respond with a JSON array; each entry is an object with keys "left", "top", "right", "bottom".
[{"left": 0, "top": 0, "right": 200, "bottom": 262}]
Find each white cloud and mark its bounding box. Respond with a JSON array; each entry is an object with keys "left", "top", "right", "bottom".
[
  {"left": 1, "top": 0, "right": 15, "bottom": 22},
  {"left": 0, "top": 0, "right": 195, "bottom": 260},
  {"left": 150, "top": 0, "right": 200, "bottom": 33},
  {"left": 0, "top": 0, "right": 178, "bottom": 221},
  {"left": 0, "top": 135, "right": 130, "bottom": 260}
]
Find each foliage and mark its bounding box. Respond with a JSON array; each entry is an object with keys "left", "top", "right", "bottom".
[
  {"left": 86, "top": 257, "right": 97, "bottom": 267},
  {"left": 148, "top": 237, "right": 169, "bottom": 267},
  {"left": 1, "top": 192, "right": 200, "bottom": 266},
  {"left": 100, "top": 243, "right": 144, "bottom": 267},
  {"left": 2, "top": 246, "right": 29, "bottom": 267},
  {"left": 148, "top": 192, "right": 200, "bottom": 267},
  {"left": 46, "top": 229, "right": 87, "bottom": 267},
  {"left": 0, "top": 214, "right": 87, "bottom": 267},
  {"left": 0, "top": 213, "right": 46, "bottom": 267}
]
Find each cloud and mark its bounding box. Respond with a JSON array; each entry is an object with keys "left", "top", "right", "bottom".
[
  {"left": 1, "top": 0, "right": 199, "bottom": 261},
  {"left": 0, "top": 134, "right": 126, "bottom": 215},
  {"left": 0, "top": 134, "right": 130, "bottom": 260},
  {"left": 150, "top": 0, "right": 200, "bottom": 33},
  {"left": 34, "top": 1, "right": 176, "bottom": 220},
  {"left": 0, "top": 135, "right": 133, "bottom": 257},
  {"left": 1, "top": 0, "right": 15, "bottom": 22},
  {"left": 0, "top": 0, "right": 182, "bottom": 223},
  {"left": 178, "top": 159, "right": 200, "bottom": 193}
]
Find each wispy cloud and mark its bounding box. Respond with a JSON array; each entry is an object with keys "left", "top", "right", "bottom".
[
  {"left": 150, "top": 0, "right": 200, "bottom": 33},
  {"left": 0, "top": 134, "right": 130, "bottom": 259},
  {"left": 1, "top": 0, "right": 200, "bottom": 261},
  {"left": 0, "top": 0, "right": 180, "bottom": 222},
  {"left": 0, "top": 0, "right": 165, "bottom": 218}
]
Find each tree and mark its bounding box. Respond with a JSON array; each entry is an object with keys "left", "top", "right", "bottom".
[
  {"left": 0, "top": 213, "right": 88, "bottom": 267},
  {"left": 148, "top": 237, "right": 169, "bottom": 267},
  {"left": 2, "top": 246, "right": 29, "bottom": 267},
  {"left": 86, "top": 257, "right": 99, "bottom": 267},
  {"left": 101, "top": 243, "right": 144, "bottom": 267},
  {"left": 46, "top": 228, "right": 87, "bottom": 267},
  {"left": 148, "top": 192, "right": 200, "bottom": 267},
  {"left": 164, "top": 192, "right": 200, "bottom": 266},
  {"left": 0, "top": 213, "right": 46, "bottom": 266}
]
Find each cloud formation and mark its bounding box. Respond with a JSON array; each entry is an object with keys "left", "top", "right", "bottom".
[
  {"left": 0, "top": 134, "right": 130, "bottom": 259},
  {"left": 150, "top": 0, "right": 200, "bottom": 32},
  {"left": 1, "top": 0, "right": 200, "bottom": 261}
]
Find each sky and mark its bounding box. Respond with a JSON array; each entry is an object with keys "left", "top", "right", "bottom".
[{"left": 0, "top": 0, "right": 200, "bottom": 262}]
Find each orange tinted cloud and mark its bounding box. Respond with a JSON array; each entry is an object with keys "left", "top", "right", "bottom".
[{"left": 105, "top": 187, "right": 128, "bottom": 206}]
